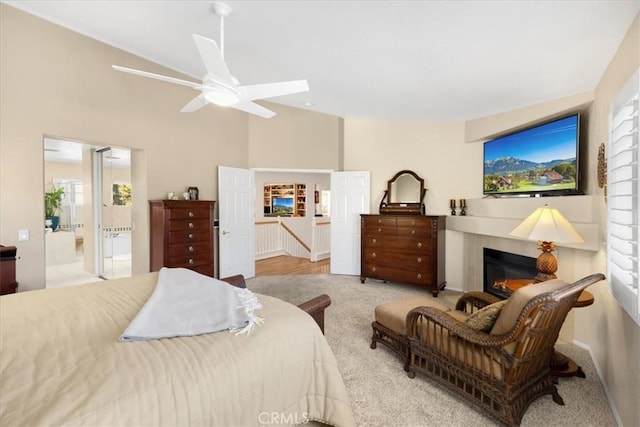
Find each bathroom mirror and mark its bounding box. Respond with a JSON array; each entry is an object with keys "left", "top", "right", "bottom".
[{"left": 379, "top": 170, "right": 426, "bottom": 215}]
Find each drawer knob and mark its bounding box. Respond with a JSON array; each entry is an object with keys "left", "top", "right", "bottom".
[
  {"left": 188, "top": 211, "right": 194, "bottom": 218},
  {"left": 417, "top": 273, "right": 422, "bottom": 279},
  {"left": 377, "top": 228, "right": 382, "bottom": 232},
  {"left": 188, "top": 222, "right": 194, "bottom": 228},
  {"left": 188, "top": 246, "right": 194, "bottom": 252},
  {"left": 411, "top": 230, "right": 416, "bottom": 235},
  {"left": 417, "top": 257, "right": 422, "bottom": 263},
  {"left": 377, "top": 219, "right": 382, "bottom": 224},
  {"left": 417, "top": 242, "right": 422, "bottom": 248},
  {"left": 188, "top": 233, "right": 194, "bottom": 239},
  {"left": 371, "top": 266, "right": 377, "bottom": 272},
  {"left": 372, "top": 252, "right": 376, "bottom": 258},
  {"left": 372, "top": 238, "right": 377, "bottom": 244},
  {"left": 188, "top": 258, "right": 194, "bottom": 265}
]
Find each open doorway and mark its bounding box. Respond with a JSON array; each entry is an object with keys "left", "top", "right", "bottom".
[
  {"left": 44, "top": 138, "right": 133, "bottom": 287},
  {"left": 252, "top": 169, "right": 332, "bottom": 276}
]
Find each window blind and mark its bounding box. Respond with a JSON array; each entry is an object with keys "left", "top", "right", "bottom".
[{"left": 608, "top": 68, "right": 639, "bottom": 326}]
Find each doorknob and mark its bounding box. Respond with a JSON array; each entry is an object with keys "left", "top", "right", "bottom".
[{"left": 221, "top": 230, "right": 229, "bottom": 235}]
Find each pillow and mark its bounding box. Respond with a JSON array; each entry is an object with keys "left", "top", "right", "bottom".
[{"left": 464, "top": 300, "right": 508, "bottom": 332}]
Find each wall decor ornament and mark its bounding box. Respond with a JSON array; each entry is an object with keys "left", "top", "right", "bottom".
[{"left": 597, "top": 142, "right": 607, "bottom": 202}]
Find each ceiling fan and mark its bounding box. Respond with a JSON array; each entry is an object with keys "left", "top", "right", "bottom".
[{"left": 112, "top": 2, "right": 309, "bottom": 118}]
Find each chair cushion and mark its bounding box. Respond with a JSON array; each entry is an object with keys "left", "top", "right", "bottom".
[
  {"left": 490, "top": 279, "right": 568, "bottom": 336},
  {"left": 464, "top": 299, "right": 508, "bottom": 332},
  {"left": 375, "top": 296, "right": 450, "bottom": 335}
]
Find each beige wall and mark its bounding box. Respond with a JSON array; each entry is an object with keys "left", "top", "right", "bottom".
[
  {"left": 343, "top": 119, "right": 469, "bottom": 215},
  {"left": 580, "top": 13, "right": 640, "bottom": 426},
  {"left": 0, "top": 4, "right": 248, "bottom": 290},
  {"left": 464, "top": 91, "right": 594, "bottom": 143},
  {"left": 248, "top": 103, "right": 343, "bottom": 170}
]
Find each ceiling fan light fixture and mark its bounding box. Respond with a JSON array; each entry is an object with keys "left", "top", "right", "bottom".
[{"left": 204, "top": 90, "right": 240, "bottom": 106}]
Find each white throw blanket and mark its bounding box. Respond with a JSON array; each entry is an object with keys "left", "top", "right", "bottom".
[{"left": 120, "top": 267, "right": 263, "bottom": 342}]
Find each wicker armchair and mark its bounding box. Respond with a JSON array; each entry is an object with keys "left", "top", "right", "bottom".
[{"left": 406, "top": 273, "right": 605, "bottom": 426}]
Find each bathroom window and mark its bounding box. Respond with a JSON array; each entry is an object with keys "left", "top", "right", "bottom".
[{"left": 112, "top": 183, "right": 132, "bottom": 206}]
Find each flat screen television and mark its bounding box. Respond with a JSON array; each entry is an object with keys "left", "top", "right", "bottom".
[
  {"left": 271, "top": 197, "right": 294, "bottom": 215},
  {"left": 483, "top": 114, "right": 581, "bottom": 196}
]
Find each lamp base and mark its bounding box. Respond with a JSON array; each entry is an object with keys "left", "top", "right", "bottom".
[
  {"left": 535, "top": 272, "right": 557, "bottom": 283},
  {"left": 535, "top": 247, "right": 558, "bottom": 283}
]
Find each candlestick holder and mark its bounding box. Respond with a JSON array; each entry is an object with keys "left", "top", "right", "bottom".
[
  {"left": 450, "top": 199, "right": 457, "bottom": 216},
  {"left": 459, "top": 199, "right": 467, "bottom": 216}
]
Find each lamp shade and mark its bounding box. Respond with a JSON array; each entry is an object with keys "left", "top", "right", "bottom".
[{"left": 509, "top": 204, "right": 584, "bottom": 244}]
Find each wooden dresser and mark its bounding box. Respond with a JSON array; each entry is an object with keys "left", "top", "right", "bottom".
[
  {"left": 0, "top": 245, "right": 18, "bottom": 295},
  {"left": 149, "top": 200, "right": 216, "bottom": 277},
  {"left": 360, "top": 214, "right": 446, "bottom": 296}
]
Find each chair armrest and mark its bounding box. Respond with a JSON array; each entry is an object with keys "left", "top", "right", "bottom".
[
  {"left": 220, "top": 274, "right": 330, "bottom": 334},
  {"left": 455, "top": 292, "right": 502, "bottom": 313},
  {"left": 220, "top": 274, "right": 246, "bottom": 289},
  {"left": 297, "top": 294, "right": 331, "bottom": 334}
]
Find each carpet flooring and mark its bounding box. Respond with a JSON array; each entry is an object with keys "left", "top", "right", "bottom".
[{"left": 246, "top": 273, "right": 616, "bottom": 427}]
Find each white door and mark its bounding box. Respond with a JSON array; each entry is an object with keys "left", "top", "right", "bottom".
[
  {"left": 218, "top": 166, "right": 255, "bottom": 279},
  {"left": 330, "top": 171, "right": 370, "bottom": 275}
]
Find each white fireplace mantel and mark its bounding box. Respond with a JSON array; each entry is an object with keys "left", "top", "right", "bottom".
[{"left": 444, "top": 195, "right": 601, "bottom": 252}]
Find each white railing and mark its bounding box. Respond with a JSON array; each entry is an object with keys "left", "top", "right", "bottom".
[
  {"left": 255, "top": 220, "right": 285, "bottom": 260},
  {"left": 310, "top": 218, "right": 331, "bottom": 262},
  {"left": 255, "top": 218, "right": 330, "bottom": 262}
]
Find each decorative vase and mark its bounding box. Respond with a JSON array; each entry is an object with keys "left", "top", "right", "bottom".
[{"left": 47, "top": 216, "right": 60, "bottom": 231}]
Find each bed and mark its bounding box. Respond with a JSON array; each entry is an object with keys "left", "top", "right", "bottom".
[{"left": 0, "top": 272, "right": 356, "bottom": 426}]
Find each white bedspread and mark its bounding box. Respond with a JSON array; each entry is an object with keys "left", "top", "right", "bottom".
[
  {"left": 0, "top": 273, "right": 356, "bottom": 426},
  {"left": 120, "top": 267, "right": 262, "bottom": 341}
]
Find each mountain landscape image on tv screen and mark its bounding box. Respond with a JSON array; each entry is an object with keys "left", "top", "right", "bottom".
[{"left": 483, "top": 115, "right": 579, "bottom": 195}]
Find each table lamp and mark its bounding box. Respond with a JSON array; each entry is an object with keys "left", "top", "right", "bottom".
[{"left": 509, "top": 204, "right": 584, "bottom": 282}]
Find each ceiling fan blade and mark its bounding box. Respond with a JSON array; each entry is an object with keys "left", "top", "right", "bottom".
[
  {"left": 112, "top": 65, "right": 200, "bottom": 88},
  {"left": 192, "top": 34, "right": 235, "bottom": 85},
  {"left": 231, "top": 101, "right": 276, "bottom": 119},
  {"left": 180, "top": 93, "right": 209, "bottom": 113},
  {"left": 242, "top": 80, "right": 309, "bottom": 101}
]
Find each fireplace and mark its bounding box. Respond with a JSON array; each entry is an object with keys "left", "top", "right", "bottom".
[{"left": 483, "top": 248, "right": 538, "bottom": 299}]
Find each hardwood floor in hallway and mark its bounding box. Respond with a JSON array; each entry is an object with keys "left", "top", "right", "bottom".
[{"left": 255, "top": 256, "right": 330, "bottom": 275}]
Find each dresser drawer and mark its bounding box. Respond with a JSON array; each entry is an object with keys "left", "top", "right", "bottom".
[
  {"left": 396, "top": 226, "right": 429, "bottom": 238},
  {"left": 363, "top": 263, "right": 434, "bottom": 286},
  {"left": 363, "top": 249, "right": 432, "bottom": 267},
  {"left": 396, "top": 218, "right": 431, "bottom": 227},
  {"left": 167, "top": 241, "right": 212, "bottom": 258},
  {"left": 363, "top": 225, "right": 397, "bottom": 235},
  {"left": 168, "top": 218, "right": 211, "bottom": 231},
  {"left": 169, "top": 208, "right": 211, "bottom": 220},
  {"left": 363, "top": 216, "right": 397, "bottom": 227},
  {"left": 363, "top": 236, "right": 431, "bottom": 253},
  {"left": 167, "top": 229, "right": 211, "bottom": 244},
  {"left": 167, "top": 252, "right": 212, "bottom": 268}
]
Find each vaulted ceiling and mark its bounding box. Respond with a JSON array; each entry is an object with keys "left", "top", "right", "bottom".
[{"left": 4, "top": 0, "right": 639, "bottom": 120}]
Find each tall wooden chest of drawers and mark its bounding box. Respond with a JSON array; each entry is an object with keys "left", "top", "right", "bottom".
[
  {"left": 150, "top": 200, "right": 216, "bottom": 277},
  {"left": 360, "top": 214, "right": 446, "bottom": 296}
]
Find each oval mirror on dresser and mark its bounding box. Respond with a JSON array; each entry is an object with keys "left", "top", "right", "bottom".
[{"left": 379, "top": 170, "right": 426, "bottom": 215}]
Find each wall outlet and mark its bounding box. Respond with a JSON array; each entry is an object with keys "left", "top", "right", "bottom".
[{"left": 18, "top": 229, "right": 29, "bottom": 242}]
